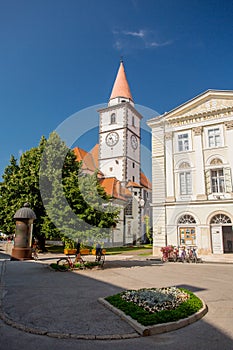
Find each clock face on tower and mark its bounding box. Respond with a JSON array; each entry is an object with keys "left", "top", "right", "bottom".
[
  {"left": 131, "top": 135, "right": 138, "bottom": 150},
  {"left": 106, "top": 132, "right": 119, "bottom": 147}
]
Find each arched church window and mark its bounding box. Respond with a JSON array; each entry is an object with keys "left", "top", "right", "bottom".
[
  {"left": 110, "top": 113, "right": 116, "bottom": 124},
  {"left": 178, "top": 214, "right": 196, "bottom": 224},
  {"left": 210, "top": 214, "right": 231, "bottom": 224}
]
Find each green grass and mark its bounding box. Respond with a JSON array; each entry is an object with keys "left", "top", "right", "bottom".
[
  {"left": 105, "top": 288, "right": 203, "bottom": 326},
  {"left": 46, "top": 245, "right": 64, "bottom": 254},
  {"left": 105, "top": 244, "right": 152, "bottom": 255},
  {"left": 46, "top": 244, "right": 152, "bottom": 255},
  {"left": 50, "top": 260, "right": 102, "bottom": 271}
]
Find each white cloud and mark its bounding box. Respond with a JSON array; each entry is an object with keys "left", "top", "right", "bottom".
[
  {"left": 113, "top": 28, "right": 172, "bottom": 52},
  {"left": 123, "top": 30, "right": 146, "bottom": 38},
  {"left": 146, "top": 40, "right": 172, "bottom": 48}
]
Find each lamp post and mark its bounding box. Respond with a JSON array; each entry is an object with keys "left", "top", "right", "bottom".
[{"left": 11, "top": 203, "right": 36, "bottom": 260}]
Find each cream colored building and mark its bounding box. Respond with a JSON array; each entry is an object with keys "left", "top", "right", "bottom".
[{"left": 147, "top": 90, "right": 233, "bottom": 255}]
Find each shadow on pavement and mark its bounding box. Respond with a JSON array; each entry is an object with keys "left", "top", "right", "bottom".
[{"left": 1, "top": 259, "right": 233, "bottom": 349}]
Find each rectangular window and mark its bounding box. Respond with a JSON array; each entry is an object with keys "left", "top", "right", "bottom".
[
  {"left": 132, "top": 116, "right": 135, "bottom": 127},
  {"left": 208, "top": 128, "right": 221, "bottom": 148},
  {"left": 178, "top": 133, "right": 189, "bottom": 152},
  {"left": 125, "top": 200, "right": 132, "bottom": 216},
  {"left": 211, "top": 169, "right": 225, "bottom": 193},
  {"left": 180, "top": 172, "right": 192, "bottom": 195}
]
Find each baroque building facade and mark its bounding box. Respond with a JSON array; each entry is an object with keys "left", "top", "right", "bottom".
[{"left": 147, "top": 90, "right": 233, "bottom": 255}]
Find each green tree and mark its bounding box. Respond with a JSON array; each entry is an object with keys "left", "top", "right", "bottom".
[
  {"left": 39, "top": 132, "right": 119, "bottom": 244},
  {"left": 0, "top": 132, "right": 119, "bottom": 248},
  {"left": 144, "top": 215, "right": 152, "bottom": 244},
  {"left": 0, "top": 155, "right": 20, "bottom": 234},
  {"left": 0, "top": 138, "right": 47, "bottom": 248}
]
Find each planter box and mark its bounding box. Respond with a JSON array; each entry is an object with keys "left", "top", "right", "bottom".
[
  {"left": 64, "top": 249, "right": 77, "bottom": 255},
  {"left": 80, "top": 248, "right": 90, "bottom": 255},
  {"left": 92, "top": 249, "right": 106, "bottom": 255}
]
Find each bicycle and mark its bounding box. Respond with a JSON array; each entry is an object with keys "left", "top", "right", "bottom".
[
  {"left": 95, "top": 249, "right": 105, "bottom": 268},
  {"left": 57, "top": 254, "right": 85, "bottom": 272},
  {"left": 186, "top": 246, "right": 198, "bottom": 263}
]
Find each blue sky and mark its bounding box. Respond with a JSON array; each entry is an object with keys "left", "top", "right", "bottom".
[{"left": 0, "top": 0, "right": 233, "bottom": 179}]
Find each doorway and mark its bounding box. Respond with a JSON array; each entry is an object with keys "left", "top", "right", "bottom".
[
  {"left": 222, "top": 226, "right": 233, "bottom": 253},
  {"left": 210, "top": 214, "right": 232, "bottom": 254}
]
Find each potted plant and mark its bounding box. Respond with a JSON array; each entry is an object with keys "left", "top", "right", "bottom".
[
  {"left": 63, "top": 238, "right": 76, "bottom": 255},
  {"left": 92, "top": 243, "right": 106, "bottom": 255}
]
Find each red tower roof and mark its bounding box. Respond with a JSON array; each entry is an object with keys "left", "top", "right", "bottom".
[{"left": 109, "top": 61, "right": 133, "bottom": 102}]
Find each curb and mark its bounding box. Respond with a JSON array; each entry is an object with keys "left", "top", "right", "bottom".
[{"left": 98, "top": 296, "right": 208, "bottom": 336}]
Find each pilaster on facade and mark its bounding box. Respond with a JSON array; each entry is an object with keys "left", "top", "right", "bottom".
[
  {"left": 225, "top": 120, "right": 233, "bottom": 183},
  {"left": 192, "top": 126, "right": 206, "bottom": 199},
  {"left": 165, "top": 131, "right": 174, "bottom": 199},
  {"left": 152, "top": 206, "right": 167, "bottom": 254}
]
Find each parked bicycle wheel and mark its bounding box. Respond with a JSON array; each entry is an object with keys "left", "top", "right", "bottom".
[
  {"left": 57, "top": 258, "right": 70, "bottom": 271},
  {"left": 95, "top": 252, "right": 105, "bottom": 267}
]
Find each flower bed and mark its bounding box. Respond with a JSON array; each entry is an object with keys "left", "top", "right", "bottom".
[
  {"left": 121, "top": 287, "right": 189, "bottom": 313},
  {"left": 105, "top": 287, "right": 203, "bottom": 326},
  {"left": 50, "top": 260, "right": 101, "bottom": 271}
]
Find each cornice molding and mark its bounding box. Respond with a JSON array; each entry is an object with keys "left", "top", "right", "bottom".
[{"left": 167, "top": 106, "right": 233, "bottom": 127}]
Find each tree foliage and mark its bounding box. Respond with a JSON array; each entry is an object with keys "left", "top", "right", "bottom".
[
  {"left": 39, "top": 132, "right": 119, "bottom": 244},
  {"left": 0, "top": 132, "right": 119, "bottom": 247}
]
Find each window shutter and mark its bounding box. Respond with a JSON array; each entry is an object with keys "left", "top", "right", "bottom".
[
  {"left": 224, "top": 167, "right": 232, "bottom": 193},
  {"left": 205, "top": 169, "right": 211, "bottom": 194}
]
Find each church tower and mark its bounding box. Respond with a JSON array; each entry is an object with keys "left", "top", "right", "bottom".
[{"left": 98, "top": 61, "right": 142, "bottom": 186}]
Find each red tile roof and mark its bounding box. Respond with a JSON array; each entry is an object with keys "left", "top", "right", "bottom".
[
  {"left": 99, "top": 177, "right": 128, "bottom": 201},
  {"left": 73, "top": 144, "right": 151, "bottom": 200},
  {"left": 140, "top": 171, "right": 152, "bottom": 190},
  {"left": 89, "top": 144, "right": 99, "bottom": 167},
  {"left": 126, "top": 181, "right": 142, "bottom": 188},
  {"left": 73, "top": 146, "right": 99, "bottom": 174}
]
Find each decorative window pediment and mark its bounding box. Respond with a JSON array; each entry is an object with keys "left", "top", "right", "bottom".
[
  {"left": 210, "top": 158, "right": 222, "bottom": 166},
  {"left": 179, "top": 162, "right": 190, "bottom": 169}
]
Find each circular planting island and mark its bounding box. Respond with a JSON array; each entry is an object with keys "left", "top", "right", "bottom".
[{"left": 99, "top": 286, "right": 208, "bottom": 336}]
